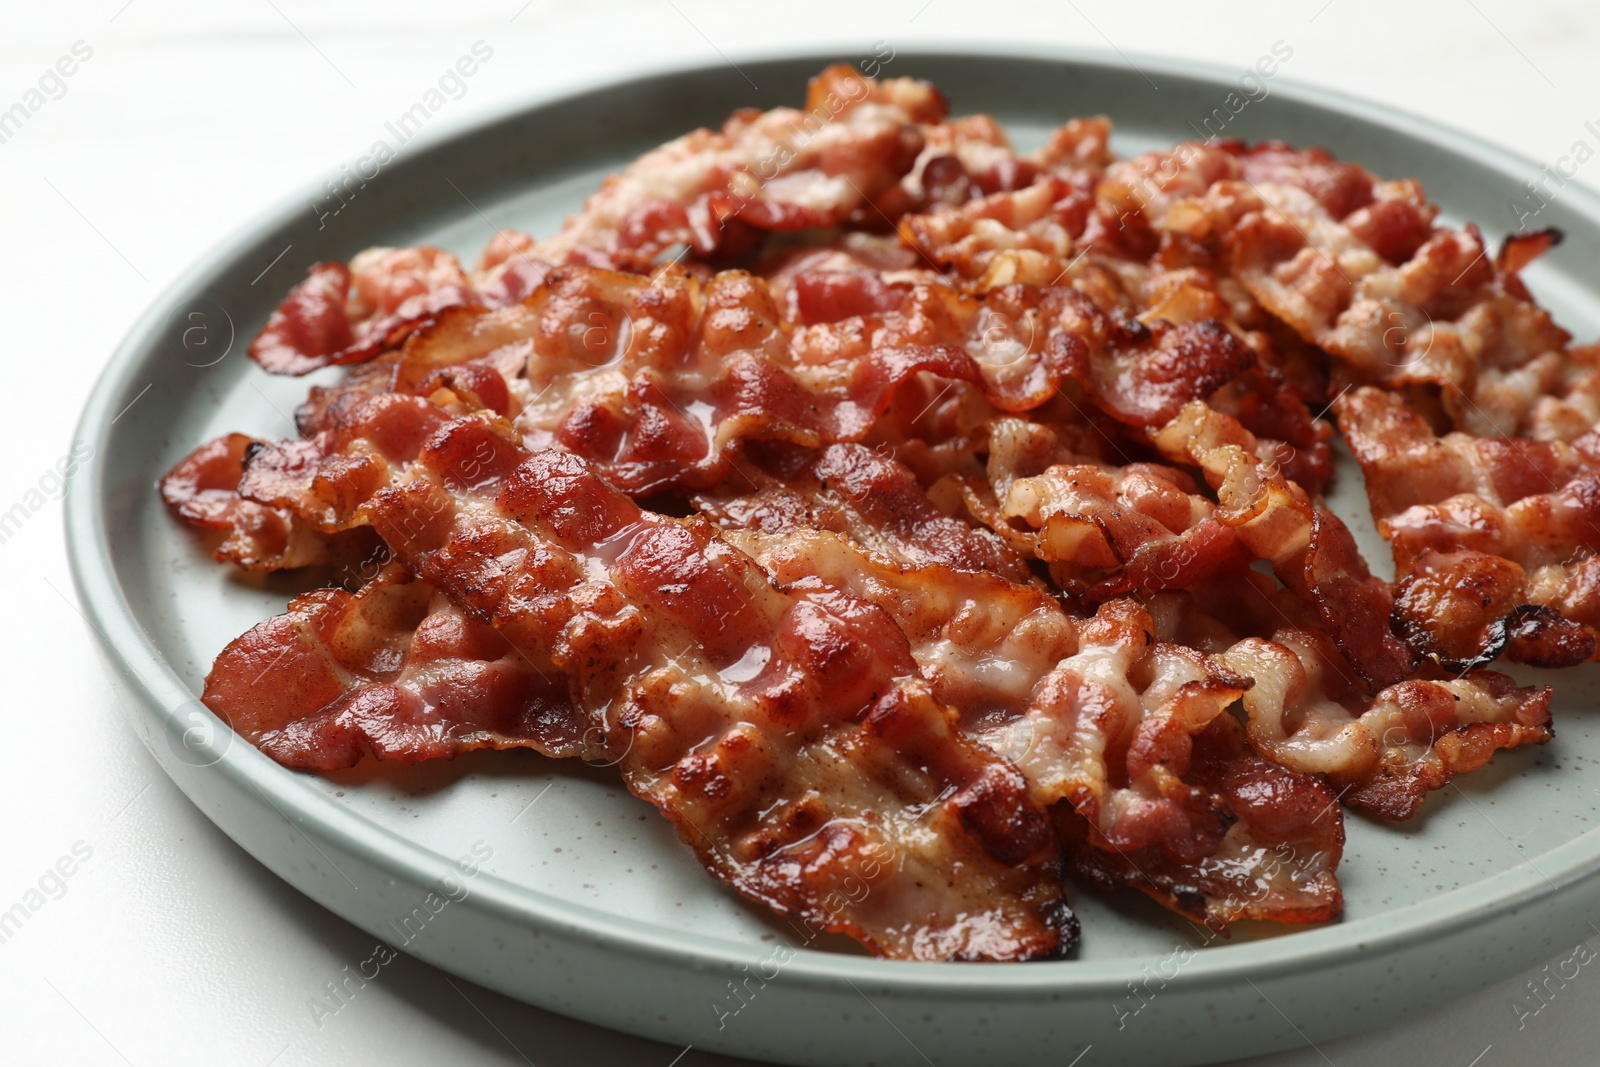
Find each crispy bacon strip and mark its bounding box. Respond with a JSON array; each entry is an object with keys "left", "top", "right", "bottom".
[
  {"left": 246, "top": 66, "right": 947, "bottom": 375},
  {"left": 1149, "top": 573, "right": 1553, "bottom": 820},
  {"left": 529, "top": 64, "right": 944, "bottom": 266},
  {"left": 1336, "top": 385, "right": 1600, "bottom": 666},
  {"left": 954, "top": 405, "right": 1407, "bottom": 691},
  {"left": 287, "top": 263, "right": 1258, "bottom": 498},
  {"left": 956, "top": 415, "right": 1250, "bottom": 599},
  {"left": 159, "top": 433, "right": 332, "bottom": 571},
  {"left": 1129, "top": 143, "right": 1591, "bottom": 443},
  {"left": 693, "top": 442, "right": 1032, "bottom": 583},
  {"left": 900, "top": 176, "right": 1089, "bottom": 290},
  {"left": 249, "top": 251, "right": 488, "bottom": 375},
  {"left": 1151, "top": 401, "right": 1416, "bottom": 689},
  {"left": 719, "top": 521, "right": 1345, "bottom": 929},
  {"left": 237, "top": 394, "right": 1074, "bottom": 961},
  {"left": 203, "top": 563, "right": 588, "bottom": 768},
  {"left": 987, "top": 600, "right": 1343, "bottom": 929},
  {"left": 866, "top": 114, "right": 1111, "bottom": 231},
  {"left": 717, "top": 526, "right": 1075, "bottom": 717},
  {"left": 1052, "top": 732, "right": 1344, "bottom": 929},
  {"left": 1221, "top": 631, "right": 1553, "bottom": 820},
  {"left": 899, "top": 155, "right": 1335, "bottom": 491}
]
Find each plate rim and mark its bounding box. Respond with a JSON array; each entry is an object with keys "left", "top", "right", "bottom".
[{"left": 65, "top": 41, "right": 1600, "bottom": 1001}]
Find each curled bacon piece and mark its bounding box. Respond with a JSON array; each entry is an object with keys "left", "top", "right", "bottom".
[
  {"left": 720, "top": 522, "right": 1346, "bottom": 930},
  {"left": 721, "top": 525, "right": 1076, "bottom": 718},
  {"left": 1152, "top": 401, "right": 1416, "bottom": 690},
  {"left": 236, "top": 394, "right": 1075, "bottom": 962},
  {"left": 249, "top": 251, "right": 484, "bottom": 375},
  {"left": 898, "top": 157, "right": 1335, "bottom": 491},
  {"left": 1222, "top": 632, "right": 1554, "bottom": 819},
  {"left": 286, "top": 263, "right": 1258, "bottom": 499},
  {"left": 1054, "top": 735, "right": 1344, "bottom": 929},
  {"left": 962, "top": 403, "right": 1410, "bottom": 689},
  {"left": 1134, "top": 145, "right": 1593, "bottom": 444},
  {"left": 900, "top": 176, "right": 1090, "bottom": 290},
  {"left": 1391, "top": 551, "right": 1598, "bottom": 668},
  {"left": 986, "top": 600, "right": 1343, "bottom": 929},
  {"left": 159, "top": 433, "right": 332, "bottom": 571},
  {"left": 1337, "top": 385, "right": 1600, "bottom": 666},
  {"left": 246, "top": 66, "right": 947, "bottom": 376},
  {"left": 693, "top": 441, "right": 1032, "bottom": 583},
  {"left": 868, "top": 114, "right": 1111, "bottom": 230},
  {"left": 1150, "top": 573, "right": 1553, "bottom": 821},
  {"left": 957, "top": 415, "right": 1250, "bottom": 600},
  {"left": 203, "top": 563, "right": 588, "bottom": 768},
  {"left": 533, "top": 64, "right": 944, "bottom": 265}
]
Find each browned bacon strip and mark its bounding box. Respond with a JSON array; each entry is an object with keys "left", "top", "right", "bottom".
[
  {"left": 1119, "top": 141, "right": 1596, "bottom": 444},
  {"left": 1336, "top": 385, "right": 1600, "bottom": 666},
  {"left": 246, "top": 65, "right": 952, "bottom": 375},
  {"left": 982, "top": 599, "right": 1342, "bottom": 929},
  {"left": 718, "top": 525, "right": 1075, "bottom": 719},
  {"left": 532, "top": 64, "right": 944, "bottom": 265},
  {"left": 203, "top": 563, "right": 589, "bottom": 768},
  {"left": 693, "top": 442, "right": 1033, "bottom": 583},
  {"left": 237, "top": 394, "right": 1074, "bottom": 961},
  {"left": 1052, "top": 728, "right": 1345, "bottom": 929},
  {"left": 1151, "top": 401, "right": 1416, "bottom": 690},
  {"left": 715, "top": 519, "right": 1345, "bottom": 930},
  {"left": 245, "top": 69, "right": 1132, "bottom": 380},
  {"left": 249, "top": 251, "right": 483, "bottom": 376},
  {"left": 898, "top": 150, "right": 1336, "bottom": 492},
  {"left": 1151, "top": 573, "right": 1553, "bottom": 820},
  {"left": 159, "top": 433, "right": 332, "bottom": 571},
  {"left": 284, "top": 263, "right": 1259, "bottom": 501},
  {"left": 955, "top": 415, "right": 1251, "bottom": 600}
]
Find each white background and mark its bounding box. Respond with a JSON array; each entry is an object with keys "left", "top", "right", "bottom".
[{"left": 5, "top": 1, "right": 1600, "bottom": 1064}]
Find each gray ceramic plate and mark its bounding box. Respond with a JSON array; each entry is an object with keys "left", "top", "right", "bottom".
[{"left": 66, "top": 46, "right": 1600, "bottom": 1067}]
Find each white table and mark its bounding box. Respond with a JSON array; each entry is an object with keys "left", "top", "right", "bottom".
[{"left": 5, "top": 2, "right": 1598, "bottom": 1063}]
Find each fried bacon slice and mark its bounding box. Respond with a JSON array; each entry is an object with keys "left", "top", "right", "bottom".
[
  {"left": 866, "top": 114, "right": 1111, "bottom": 232},
  {"left": 247, "top": 65, "right": 942, "bottom": 375},
  {"left": 235, "top": 394, "right": 1075, "bottom": 961},
  {"left": 899, "top": 175, "right": 1092, "bottom": 290},
  {"left": 248, "top": 250, "right": 492, "bottom": 376},
  {"left": 720, "top": 525, "right": 1076, "bottom": 719},
  {"left": 1146, "top": 573, "right": 1554, "bottom": 821},
  {"left": 898, "top": 156, "right": 1335, "bottom": 491},
  {"left": 1151, "top": 401, "right": 1416, "bottom": 690},
  {"left": 955, "top": 403, "right": 1412, "bottom": 691},
  {"left": 717, "top": 520, "right": 1345, "bottom": 930},
  {"left": 978, "top": 599, "right": 1343, "bottom": 930},
  {"left": 287, "top": 263, "right": 1259, "bottom": 498},
  {"left": 525, "top": 64, "right": 945, "bottom": 268},
  {"left": 1336, "top": 385, "right": 1600, "bottom": 666},
  {"left": 692, "top": 441, "right": 1033, "bottom": 583},
  {"left": 955, "top": 415, "right": 1251, "bottom": 600},
  {"left": 1125, "top": 142, "right": 1594, "bottom": 442},
  {"left": 203, "top": 563, "right": 589, "bottom": 768},
  {"left": 1221, "top": 630, "right": 1553, "bottom": 820},
  {"left": 1053, "top": 730, "right": 1345, "bottom": 930},
  {"left": 159, "top": 433, "right": 332, "bottom": 570}
]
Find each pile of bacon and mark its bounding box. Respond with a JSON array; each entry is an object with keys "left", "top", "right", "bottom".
[{"left": 163, "top": 66, "right": 1595, "bottom": 962}]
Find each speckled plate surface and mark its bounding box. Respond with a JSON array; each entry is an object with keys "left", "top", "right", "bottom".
[{"left": 65, "top": 46, "right": 1600, "bottom": 1067}]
